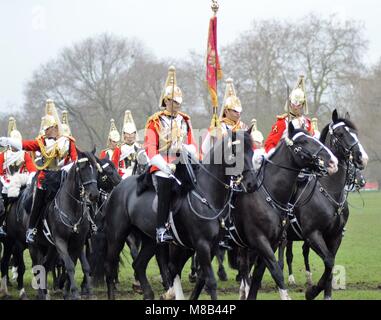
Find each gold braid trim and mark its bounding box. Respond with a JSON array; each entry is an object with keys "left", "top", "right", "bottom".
[{"left": 34, "top": 136, "right": 68, "bottom": 171}]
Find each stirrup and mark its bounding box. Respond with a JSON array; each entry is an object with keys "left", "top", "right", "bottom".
[{"left": 26, "top": 228, "right": 37, "bottom": 244}]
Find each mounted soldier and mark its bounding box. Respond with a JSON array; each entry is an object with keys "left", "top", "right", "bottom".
[
  {"left": 264, "top": 75, "right": 315, "bottom": 155},
  {"left": 0, "top": 99, "right": 78, "bottom": 243},
  {"left": 0, "top": 117, "right": 36, "bottom": 237},
  {"left": 144, "top": 66, "right": 198, "bottom": 244},
  {"left": 118, "top": 110, "right": 148, "bottom": 179},
  {"left": 202, "top": 78, "right": 248, "bottom": 155},
  {"left": 100, "top": 119, "right": 121, "bottom": 168}
]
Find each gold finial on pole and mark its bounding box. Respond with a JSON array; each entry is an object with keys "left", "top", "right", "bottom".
[{"left": 211, "top": 0, "right": 219, "bottom": 15}]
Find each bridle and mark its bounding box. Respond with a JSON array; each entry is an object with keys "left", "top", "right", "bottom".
[{"left": 329, "top": 122, "right": 359, "bottom": 161}]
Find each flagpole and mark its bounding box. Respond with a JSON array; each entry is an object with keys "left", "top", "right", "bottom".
[{"left": 208, "top": 0, "right": 222, "bottom": 138}]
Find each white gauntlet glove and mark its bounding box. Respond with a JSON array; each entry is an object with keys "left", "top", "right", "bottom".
[
  {"left": 150, "top": 154, "right": 175, "bottom": 175},
  {"left": 0, "top": 137, "right": 22, "bottom": 150}
]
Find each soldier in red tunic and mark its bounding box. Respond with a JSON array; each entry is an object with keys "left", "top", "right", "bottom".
[
  {"left": 99, "top": 119, "right": 121, "bottom": 170},
  {"left": 0, "top": 100, "right": 78, "bottom": 243},
  {"left": 264, "top": 75, "right": 315, "bottom": 155},
  {"left": 0, "top": 118, "right": 37, "bottom": 237},
  {"left": 144, "top": 66, "right": 197, "bottom": 243}
]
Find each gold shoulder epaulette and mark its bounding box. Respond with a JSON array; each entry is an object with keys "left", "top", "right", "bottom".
[
  {"left": 178, "top": 111, "right": 191, "bottom": 121},
  {"left": 277, "top": 113, "right": 288, "bottom": 120}
]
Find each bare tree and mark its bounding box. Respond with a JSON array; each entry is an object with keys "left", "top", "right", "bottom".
[
  {"left": 292, "top": 14, "right": 368, "bottom": 116},
  {"left": 24, "top": 33, "right": 164, "bottom": 149}
]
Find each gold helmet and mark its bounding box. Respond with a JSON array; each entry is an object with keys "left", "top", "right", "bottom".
[
  {"left": 7, "top": 117, "right": 22, "bottom": 144},
  {"left": 285, "top": 75, "right": 308, "bottom": 114},
  {"left": 222, "top": 78, "right": 242, "bottom": 114},
  {"left": 41, "top": 99, "right": 62, "bottom": 133},
  {"left": 61, "top": 110, "right": 72, "bottom": 136},
  {"left": 122, "top": 110, "right": 137, "bottom": 134},
  {"left": 108, "top": 119, "right": 120, "bottom": 144},
  {"left": 250, "top": 118, "right": 264, "bottom": 144},
  {"left": 159, "top": 66, "right": 183, "bottom": 107}
]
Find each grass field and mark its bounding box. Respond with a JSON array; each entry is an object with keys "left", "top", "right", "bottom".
[{"left": 1, "top": 191, "right": 381, "bottom": 300}]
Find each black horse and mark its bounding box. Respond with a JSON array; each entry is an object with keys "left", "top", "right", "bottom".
[
  {"left": 87, "top": 156, "right": 122, "bottom": 287},
  {"left": 278, "top": 110, "right": 366, "bottom": 300},
  {"left": 229, "top": 123, "right": 339, "bottom": 300},
  {"left": 29, "top": 150, "right": 100, "bottom": 300},
  {"left": 104, "top": 131, "right": 257, "bottom": 300},
  {"left": 48, "top": 154, "right": 122, "bottom": 296},
  {"left": 0, "top": 177, "right": 36, "bottom": 299},
  {"left": 278, "top": 165, "right": 367, "bottom": 287}
]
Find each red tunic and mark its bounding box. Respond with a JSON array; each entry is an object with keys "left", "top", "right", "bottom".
[
  {"left": 0, "top": 151, "right": 37, "bottom": 180},
  {"left": 264, "top": 115, "right": 314, "bottom": 153},
  {"left": 144, "top": 111, "right": 197, "bottom": 173},
  {"left": 100, "top": 147, "right": 121, "bottom": 173}
]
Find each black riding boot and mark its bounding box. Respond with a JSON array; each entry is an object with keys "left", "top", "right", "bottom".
[
  {"left": 156, "top": 176, "right": 174, "bottom": 244},
  {"left": 26, "top": 188, "right": 47, "bottom": 244}
]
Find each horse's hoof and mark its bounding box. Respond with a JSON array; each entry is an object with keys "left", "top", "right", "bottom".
[
  {"left": 1, "top": 293, "right": 12, "bottom": 300},
  {"left": 144, "top": 293, "right": 155, "bottom": 300},
  {"left": 288, "top": 274, "right": 296, "bottom": 286},
  {"left": 188, "top": 273, "right": 197, "bottom": 283},
  {"left": 218, "top": 269, "right": 228, "bottom": 282},
  {"left": 324, "top": 296, "right": 332, "bottom": 300},
  {"left": 305, "top": 285, "right": 319, "bottom": 300},
  {"left": 132, "top": 282, "right": 143, "bottom": 294}
]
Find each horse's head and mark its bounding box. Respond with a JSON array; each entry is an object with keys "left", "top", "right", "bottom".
[
  {"left": 230, "top": 131, "right": 257, "bottom": 193},
  {"left": 95, "top": 156, "right": 122, "bottom": 192},
  {"left": 287, "top": 122, "right": 338, "bottom": 176},
  {"left": 321, "top": 110, "right": 367, "bottom": 170},
  {"left": 76, "top": 150, "right": 100, "bottom": 203}
]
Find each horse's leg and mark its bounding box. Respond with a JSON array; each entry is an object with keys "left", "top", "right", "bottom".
[
  {"left": 305, "top": 231, "right": 335, "bottom": 300},
  {"left": 131, "top": 236, "right": 155, "bottom": 300},
  {"left": 255, "top": 238, "right": 291, "bottom": 300},
  {"left": 286, "top": 241, "right": 296, "bottom": 285},
  {"left": 55, "top": 238, "right": 80, "bottom": 300},
  {"left": 13, "top": 243, "right": 27, "bottom": 300},
  {"left": 277, "top": 239, "right": 286, "bottom": 272},
  {"left": 79, "top": 248, "right": 93, "bottom": 299},
  {"left": 216, "top": 248, "right": 228, "bottom": 281},
  {"left": 303, "top": 242, "right": 313, "bottom": 286},
  {"left": 323, "top": 234, "right": 343, "bottom": 300},
  {"left": 189, "top": 243, "right": 217, "bottom": 300},
  {"left": 247, "top": 257, "right": 266, "bottom": 300},
  {"left": 162, "top": 246, "right": 193, "bottom": 300},
  {"left": 0, "top": 240, "right": 14, "bottom": 298},
  {"left": 238, "top": 248, "right": 251, "bottom": 300},
  {"left": 29, "top": 245, "right": 48, "bottom": 300},
  {"left": 188, "top": 254, "right": 197, "bottom": 283},
  {"left": 105, "top": 236, "right": 125, "bottom": 300}
]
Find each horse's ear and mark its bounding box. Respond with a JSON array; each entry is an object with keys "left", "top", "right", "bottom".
[
  {"left": 92, "top": 145, "right": 97, "bottom": 155},
  {"left": 288, "top": 121, "right": 295, "bottom": 137},
  {"left": 345, "top": 112, "right": 351, "bottom": 121},
  {"left": 76, "top": 147, "right": 82, "bottom": 157},
  {"left": 332, "top": 109, "right": 339, "bottom": 123}
]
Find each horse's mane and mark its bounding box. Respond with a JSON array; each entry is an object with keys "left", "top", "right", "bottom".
[{"left": 320, "top": 118, "right": 358, "bottom": 144}]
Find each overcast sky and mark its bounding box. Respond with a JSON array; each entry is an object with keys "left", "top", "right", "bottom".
[{"left": 0, "top": 0, "right": 380, "bottom": 112}]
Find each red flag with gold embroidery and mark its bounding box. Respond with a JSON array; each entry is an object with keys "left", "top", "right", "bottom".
[{"left": 206, "top": 16, "right": 222, "bottom": 108}]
